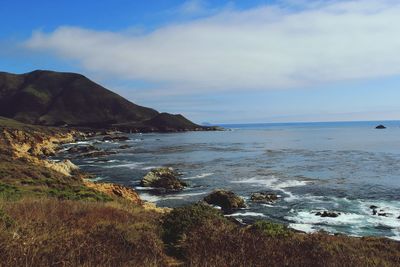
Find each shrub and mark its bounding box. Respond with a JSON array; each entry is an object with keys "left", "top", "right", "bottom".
[
  {"left": 162, "top": 203, "right": 229, "bottom": 245},
  {"left": 0, "top": 209, "right": 13, "bottom": 228},
  {"left": 251, "top": 220, "right": 293, "bottom": 237}
]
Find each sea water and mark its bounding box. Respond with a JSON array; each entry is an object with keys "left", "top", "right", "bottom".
[{"left": 64, "top": 120, "right": 400, "bottom": 240}]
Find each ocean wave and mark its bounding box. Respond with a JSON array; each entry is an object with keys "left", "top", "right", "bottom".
[
  {"left": 139, "top": 191, "right": 207, "bottom": 202},
  {"left": 183, "top": 173, "right": 214, "bottom": 180},
  {"left": 141, "top": 166, "right": 162, "bottom": 170},
  {"left": 285, "top": 197, "right": 400, "bottom": 240},
  {"left": 103, "top": 162, "right": 143, "bottom": 169},
  {"left": 226, "top": 212, "right": 267, "bottom": 218},
  {"left": 231, "top": 175, "right": 310, "bottom": 202}
]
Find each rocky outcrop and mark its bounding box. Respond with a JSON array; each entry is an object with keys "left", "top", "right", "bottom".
[
  {"left": 140, "top": 167, "right": 187, "bottom": 192},
  {"left": 375, "top": 125, "right": 386, "bottom": 129},
  {"left": 250, "top": 192, "right": 278, "bottom": 204},
  {"left": 83, "top": 180, "right": 142, "bottom": 205},
  {"left": 67, "top": 145, "right": 99, "bottom": 154},
  {"left": 314, "top": 211, "right": 340, "bottom": 218},
  {"left": 1, "top": 128, "right": 79, "bottom": 176},
  {"left": 204, "top": 190, "right": 246, "bottom": 213}
]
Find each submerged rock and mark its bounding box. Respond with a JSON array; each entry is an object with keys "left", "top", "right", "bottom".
[
  {"left": 250, "top": 192, "right": 278, "bottom": 204},
  {"left": 375, "top": 125, "right": 386, "bottom": 129},
  {"left": 204, "top": 189, "right": 246, "bottom": 213},
  {"left": 119, "top": 145, "right": 131, "bottom": 149},
  {"left": 315, "top": 211, "right": 340, "bottom": 218},
  {"left": 140, "top": 167, "right": 187, "bottom": 192},
  {"left": 77, "top": 150, "right": 117, "bottom": 158},
  {"left": 67, "top": 145, "right": 98, "bottom": 154},
  {"left": 370, "top": 205, "right": 378, "bottom": 215}
]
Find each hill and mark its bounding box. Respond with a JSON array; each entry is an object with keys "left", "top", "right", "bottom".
[{"left": 0, "top": 70, "right": 205, "bottom": 131}]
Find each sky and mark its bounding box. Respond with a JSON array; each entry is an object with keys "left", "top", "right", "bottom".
[{"left": 1, "top": 0, "right": 400, "bottom": 124}]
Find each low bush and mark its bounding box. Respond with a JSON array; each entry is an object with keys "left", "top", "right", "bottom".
[
  {"left": 251, "top": 220, "right": 293, "bottom": 237},
  {"left": 162, "top": 203, "right": 229, "bottom": 245}
]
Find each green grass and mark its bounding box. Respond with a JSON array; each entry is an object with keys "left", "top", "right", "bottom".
[{"left": 251, "top": 220, "right": 293, "bottom": 237}]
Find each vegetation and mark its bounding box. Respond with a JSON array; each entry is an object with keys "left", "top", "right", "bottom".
[
  {"left": 0, "top": 198, "right": 167, "bottom": 266},
  {"left": 0, "top": 120, "right": 399, "bottom": 266},
  {"left": 251, "top": 220, "right": 293, "bottom": 237},
  {"left": 162, "top": 203, "right": 228, "bottom": 245}
]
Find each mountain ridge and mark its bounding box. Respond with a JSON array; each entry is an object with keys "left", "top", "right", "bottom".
[{"left": 0, "top": 69, "right": 209, "bottom": 132}]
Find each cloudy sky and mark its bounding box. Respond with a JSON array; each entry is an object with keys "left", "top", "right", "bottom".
[{"left": 1, "top": 0, "right": 400, "bottom": 124}]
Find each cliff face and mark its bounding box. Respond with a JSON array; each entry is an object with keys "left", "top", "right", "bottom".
[
  {"left": 0, "top": 120, "right": 145, "bottom": 207},
  {"left": 0, "top": 70, "right": 206, "bottom": 132},
  {"left": 1, "top": 127, "right": 79, "bottom": 176}
]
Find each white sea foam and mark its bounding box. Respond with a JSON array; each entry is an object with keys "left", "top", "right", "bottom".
[
  {"left": 289, "top": 223, "right": 316, "bottom": 233},
  {"left": 231, "top": 175, "right": 310, "bottom": 202},
  {"left": 232, "top": 176, "right": 309, "bottom": 190},
  {"left": 141, "top": 166, "right": 162, "bottom": 170},
  {"left": 88, "top": 176, "right": 106, "bottom": 182},
  {"left": 134, "top": 186, "right": 157, "bottom": 190},
  {"left": 285, "top": 197, "right": 400, "bottom": 240},
  {"left": 286, "top": 210, "right": 365, "bottom": 226},
  {"left": 139, "top": 191, "right": 207, "bottom": 202},
  {"left": 183, "top": 173, "right": 214, "bottom": 180},
  {"left": 226, "top": 212, "right": 267, "bottom": 218},
  {"left": 139, "top": 193, "right": 161, "bottom": 202},
  {"left": 161, "top": 192, "right": 208, "bottom": 200},
  {"left": 104, "top": 162, "right": 143, "bottom": 169}
]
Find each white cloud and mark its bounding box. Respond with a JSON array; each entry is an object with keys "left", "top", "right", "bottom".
[
  {"left": 25, "top": 0, "right": 400, "bottom": 92},
  {"left": 177, "top": 0, "right": 208, "bottom": 16}
]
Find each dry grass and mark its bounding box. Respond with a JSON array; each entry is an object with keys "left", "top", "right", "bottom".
[
  {"left": 0, "top": 197, "right": 168, "bottom": 267},
  {"left": 182, "top": 218, "right": 400, "bottom": 267}
]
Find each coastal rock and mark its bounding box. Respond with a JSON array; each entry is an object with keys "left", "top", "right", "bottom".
[
  {"left": 370, "top": 205, "right": 378, "bottom": 215},
  {"left": 204, "top": 189, "right": 246, "bottom": 213},
  {"left": 102, "top": 135, "right": 129, "bottom": 142},
  {"left": 140, "top": 167, "right": 187, "bottom": 192},
  {"left": 77, "top": 150, "right": 117, "bottom": 158},
  {"left": 67, "top": 145, "right": 99, "bottom": 154},
  {"left": 43, "top": 159, "right": 79, "bottom": 176},
  {"left": 375, "top": 125, "right": 386, "bottom": 129},
  {"left": 119, "top": 145, "right": 131, "bottom": 149},
  {"left": 315, "top": 211, "right": 340, "bottom": 218},
  {"left": 250, "top": 192, "right": 278, "bottom": 204},
  {"left": 84, "top": 181, "right": 142, "bottom": 205}
]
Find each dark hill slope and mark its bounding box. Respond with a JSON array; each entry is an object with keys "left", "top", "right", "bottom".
[{"left": 0, "top": 70, "right": 205, "bottom": 131}]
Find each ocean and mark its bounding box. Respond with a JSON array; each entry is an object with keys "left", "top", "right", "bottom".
[{"left": 62, "top": 120, "right": 400, "bottom": 240}]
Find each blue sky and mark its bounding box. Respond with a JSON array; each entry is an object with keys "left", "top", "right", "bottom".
[{"left": 1, "top": 0, "right": 400, "bottom": 124}]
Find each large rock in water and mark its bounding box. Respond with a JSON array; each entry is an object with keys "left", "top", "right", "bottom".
[
  {"left": 204, "top": 189, "right": 246, "bottom": 213},
  {"left": 250, "top": 192, "right": 278, "bottom": 204},
  {"left": 140, "top": 167, "right": 187, "bottom": 192},
  {"left": 375, "top": 124, "right": 386, "bottom": 129}
]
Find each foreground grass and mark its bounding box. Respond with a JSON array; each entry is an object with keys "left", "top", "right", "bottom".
[
  {"left": 164, "top": 204, "right": 400, "bottom": 267},
  {"left": 0, "top": 198, "right": 167, "bottom": 267},
  {"left": 1, "top": 196, "right": 400, "bottom": 266}
]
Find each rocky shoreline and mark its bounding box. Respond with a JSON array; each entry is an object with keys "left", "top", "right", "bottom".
[{"left": 0, "top": 125, "right": 170, "bottom": 212}]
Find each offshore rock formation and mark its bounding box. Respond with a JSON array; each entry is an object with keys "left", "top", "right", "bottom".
[
  {"left": 204, "top": 189, "right": 246, "bottom": 213},
  {"left": 250, "top": 192, "right": 278, "bottom": 204},
  {"left": 140, "top": 167, "right": 187, "bottom": 192}
]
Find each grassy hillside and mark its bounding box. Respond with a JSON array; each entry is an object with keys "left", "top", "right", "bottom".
[{"left": 0, "top": 70, "right": 204, "bottom": 131}]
